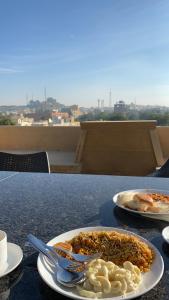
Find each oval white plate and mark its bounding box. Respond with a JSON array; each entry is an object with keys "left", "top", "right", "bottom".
[
  {"left": 37, "top": 226, "right": 164, "bottom": 300},
  {"left": 113, "top": 189, "right": 169, "bottom": 222}
]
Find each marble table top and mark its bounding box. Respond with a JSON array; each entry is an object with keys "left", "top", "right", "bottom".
[{"left": 0, "top": 172, "right": 169, "bottom": 299}]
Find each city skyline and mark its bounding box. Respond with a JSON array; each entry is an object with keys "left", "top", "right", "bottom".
[{"left": 1, "top": 0, "right": 169, "bottom": 107}]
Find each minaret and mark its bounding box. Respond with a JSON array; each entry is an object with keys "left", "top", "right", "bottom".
[
  {"left": 109, "top": 89, "right": 112, "bottom": 108},
  {"left": 101, "top": 99, "right": 104, "bottom": 108},
  {"left": 44, "top": 87, "right": 47, "bottom": 102},
  {"left": 97, "top": 99, "right": 100, "bottom": 109}
]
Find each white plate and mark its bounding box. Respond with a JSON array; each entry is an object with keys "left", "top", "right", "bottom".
[
  {"left": 0, "top": 242, "right": 23, "bottom": 278},
  {"left": 113, "top": 189, "right": 169, "bottom": 222},
  {"left": 37, "top": 226, "right": 164, "bottom": 300}
]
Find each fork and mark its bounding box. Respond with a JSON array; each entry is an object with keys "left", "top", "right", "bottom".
[
  {"left": 27, "top": 234, "right": 85, "bottom": 273},
  {"left": 53, "top": 246, "right": 102, "bottom": 262}
]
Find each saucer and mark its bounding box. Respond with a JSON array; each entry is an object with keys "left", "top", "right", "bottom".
[
  {"left": 162, "top": 226, "right": 169, "bottom": 244},
  {"left": 0, "top": 243, "right": 23, "bottom": 278}
]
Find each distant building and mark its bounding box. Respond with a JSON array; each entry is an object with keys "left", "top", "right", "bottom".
[
  {"left": 70, "top": 105, "right": 82, "bottom": 118},
  {"left": 42, "top": 97, "right": 57, "bottom": 111},
  {"left": 17, "top": 117, "right": 34, "bottom": 126},
  {"left": 27, "top": 97, "right": 66, "bottom": 112},
  {"left": 114, "top": 100, "right": 127, "bottom": 113},
  {"left": 28, "top": 100, "right": 41, "bottom": 110},
  {"left": 51, "top": 110, "right": 69, "bottom": 124},
  {"left": 32, "top": 120, "right": 49, "bottom": 126}
]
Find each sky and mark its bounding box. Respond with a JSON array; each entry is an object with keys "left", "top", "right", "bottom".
[{"left": 1, "top": 0, "right": 169, "bottom": 107}]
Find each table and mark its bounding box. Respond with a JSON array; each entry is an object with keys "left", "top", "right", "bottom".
[
  {"left": 0, "top": 171, "right": 18, "bottom": 182},
  {"left": 0, "top": 172, "right": 169, "bottom": 300}
]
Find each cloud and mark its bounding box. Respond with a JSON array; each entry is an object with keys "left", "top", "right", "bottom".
[{"left": 0, "top": 67, "right": 22, "bottom": 74}]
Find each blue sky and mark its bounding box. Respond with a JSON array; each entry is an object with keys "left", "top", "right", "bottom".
[{"left": 1, "top": 0, "right": 169, "bottom": 107}]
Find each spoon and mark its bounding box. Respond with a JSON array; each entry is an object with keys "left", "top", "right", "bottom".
[
  {"left": 27, "top": 234, "right": 85, "bottom": 287},
  {"left": 27, "top": 234, "right": 83, "bottom": 272},
  {"left": 54, "top": 263, "right": 85, "bottom": 287}
]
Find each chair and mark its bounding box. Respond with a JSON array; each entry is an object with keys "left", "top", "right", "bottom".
[
  {"left": 76, "top": 121, "right": 159, "bottom": 176},
  {"left": 0, "top": 151, "right": 50, "bottom": 173},
  {"left": 148, "top": 158, "right": 169, "bottom": 178}
]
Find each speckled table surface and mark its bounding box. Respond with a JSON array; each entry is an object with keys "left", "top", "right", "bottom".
[
  {"left": 0, "top": 172, "right": 169, "bottom": 300},
  {"left": 0, "top": 171, "right": 18, "bottom": 182}
]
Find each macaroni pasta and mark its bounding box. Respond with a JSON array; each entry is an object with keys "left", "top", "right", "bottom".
[{"left": 77, "top": 259, "right": 142, "bottom": 298}]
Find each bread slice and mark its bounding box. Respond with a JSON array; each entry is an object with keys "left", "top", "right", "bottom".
[{"left": 124, "top": 193, "right": 155, "bottom": 212}]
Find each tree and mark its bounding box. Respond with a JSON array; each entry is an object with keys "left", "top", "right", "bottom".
[
  {"left": 0, "top": 117, "right": 16, "bottom": 125},
  {"left": 78, "top": 110, "right": 169, "bottom": 125}
]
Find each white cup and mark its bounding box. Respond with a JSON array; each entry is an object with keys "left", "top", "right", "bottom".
[{"left": 0, "top": 230, "right": 7, "bottom": 271}]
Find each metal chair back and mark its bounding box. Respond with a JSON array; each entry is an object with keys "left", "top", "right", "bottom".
[{"left": 0, "top": 151, "right": 50, "bottom": 173}]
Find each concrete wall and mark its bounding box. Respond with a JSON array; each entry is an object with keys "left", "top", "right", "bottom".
[{"left": 0, "top": 126, "right": 81, "bottom": 151}]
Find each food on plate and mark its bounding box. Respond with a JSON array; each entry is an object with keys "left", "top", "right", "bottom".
[
  {"left": 67, "top": 231, "right": 154, "bottom": 272},
  {"left": 53, "top": 242, "right": 73, "bottom": 258},
  {"left": 123, "top": 193, "right": 159, "bottom": 213},
  {"left": 117, "top": 192, "right": 136, "bottom": 206},
  {"left": 150, "top": 193, "right": 169, "bottom": 203},
  {"left": 54, "top": 242, "right": 72, "bottom": 251},
  {"left": 77, "top": 259, "right": 142, "bottom": 298},
  {"left": 118, "top": 192, "right": 169, "bottom": 213}
]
